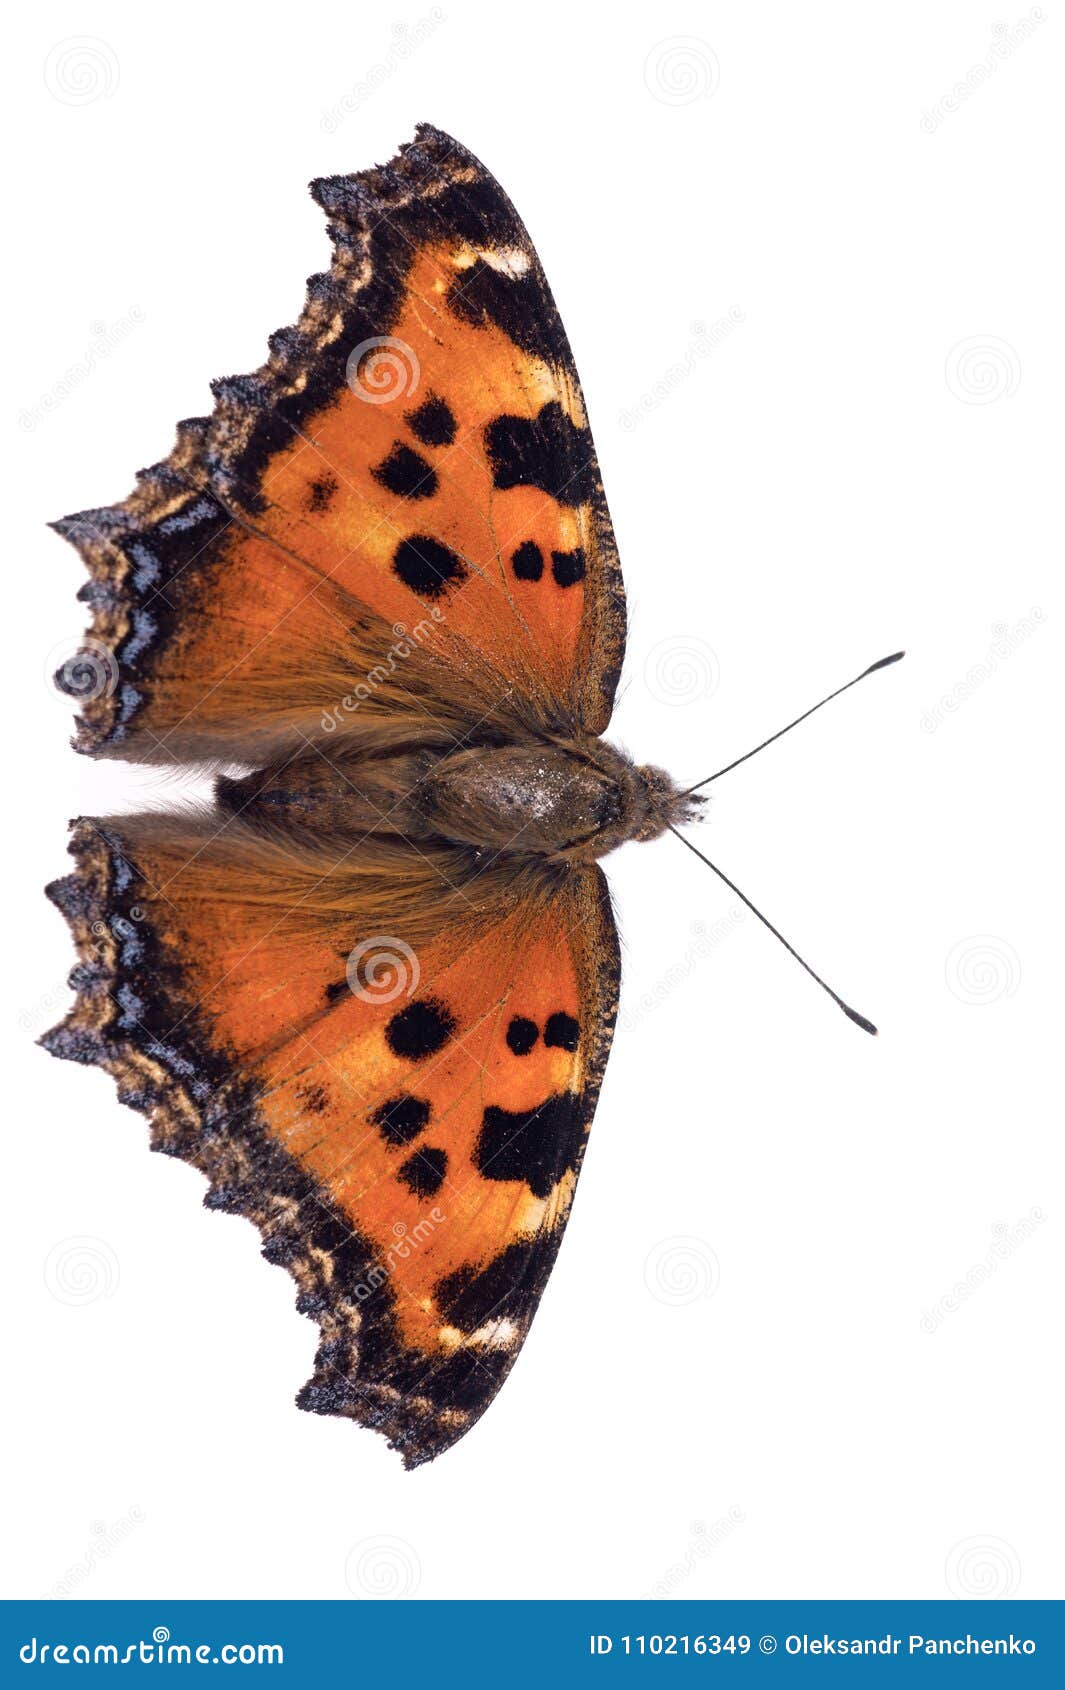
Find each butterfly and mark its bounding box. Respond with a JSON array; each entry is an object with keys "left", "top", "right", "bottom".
[{"left": 43, "top": 124, "right": 894, "bottom": 1468}]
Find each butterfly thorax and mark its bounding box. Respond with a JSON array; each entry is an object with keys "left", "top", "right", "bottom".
[{"left": 219, "top": 737, "right": 697, "bottom": 864}]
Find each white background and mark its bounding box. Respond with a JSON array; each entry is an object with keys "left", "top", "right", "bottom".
[{"left": 4, "top": 1, "right": 1061, "bottom": 1603}]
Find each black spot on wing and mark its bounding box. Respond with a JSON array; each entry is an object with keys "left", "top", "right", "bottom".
[
  {"left": 474, "top": 1093, "right": 584, "bottom": 1199},
  {"left": 392, "top": 535, "right": 466, "bottom": 599},
  {"left": 484, "top": 402, "right": 593, "bottom": 506},
  {"left": 544, "top": 1011, "right": 580, "bottom": 1051},
  {"left": 434, "top": 1236, "right": 551, "bottom": 1334},
  {"left": 373, "top": 1094, "right": 430, "bottom": 1147},
  {"left": 325, "top": 980, "right": 348, "bottom": 1004},
  {"left": 444, "top": 256, "right": 561, "bottom": 363},
  {"left": 397, "top": 1145, "right": 448, "bottom": 1199},
  {"left": 510, "top": 541, "right": 543, "bottom": 582},
  {"left": 551, "top": 547, "right": 586, "bottom": 588},
  {"left": 305, "top": 474, "right": 338, "bottom": 512},
  {"left": 372, "top": 442, "right": 438, "bottom": 499},
  {"left": 385, "top": 997, "right": 457, "bottom": 1060},
  {"left": 406, "top": 393, "right": 456, "bottom": 448},
  {"left": 296, "top": 1083, "right": 330, "bottom": 1116},
  {"left": 506, "top": 1016, "right": 539, "bottom": 1055}
]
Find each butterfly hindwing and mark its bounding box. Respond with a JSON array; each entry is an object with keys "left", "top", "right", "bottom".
[
  {"left": 54, "top": 124, "right": 626, "bottom": 765},
  {"left": 44, "top": 814, "right": 620, "bottom": 1465}
]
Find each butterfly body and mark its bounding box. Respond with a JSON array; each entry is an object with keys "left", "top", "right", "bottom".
[
  {"left": 221, "top": 735, "right": 694, "bottom": 864},
  {"left": 44, "top": 125, "right": 680, "bottom": 1467}
]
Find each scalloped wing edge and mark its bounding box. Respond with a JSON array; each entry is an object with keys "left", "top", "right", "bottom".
[{"left": 50, "top": 123, "right": 626, "bottom": 755}]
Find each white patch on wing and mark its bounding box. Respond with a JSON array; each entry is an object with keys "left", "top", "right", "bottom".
[
  {"left": 469, "top": 1316, "right": 519, "bottom": 1350},
  {"left": 480, "top": 247, "right": 531, "bottom": 278},
  {"left": 450, "top": 244, "right": 531, "bottom": 279},
  {"left": 435, "top": 1317, "right": 520, "bottom": 1353}
]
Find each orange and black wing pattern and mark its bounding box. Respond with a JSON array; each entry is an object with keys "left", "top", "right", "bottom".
[
  {"left": 44, "top": 815, "right": 619, "bottom": 1465},
  {"left": 54, "top": 124, "right": 626, "bottom": 765},
  {"left": 44, "top": 125, "right": 629, "bottom": 1466}
]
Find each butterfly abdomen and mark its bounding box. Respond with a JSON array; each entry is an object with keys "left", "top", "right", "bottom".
[{"left": 217, "top": 747, "right": 437, "bottom": 840}]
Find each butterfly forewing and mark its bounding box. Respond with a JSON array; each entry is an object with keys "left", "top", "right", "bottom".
[{"left": 54, "top": 125, "right": 625, "bottom": 764}]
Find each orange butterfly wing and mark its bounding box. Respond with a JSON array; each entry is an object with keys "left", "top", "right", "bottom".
[
  {"left": 46, "top": 126, "right": 630, "bottom": 1464},
  {"left": 55, "top": 125, "right": 625, "bottom": 763},
  {"left": 45, "top": 815, "right": 619, "bottom": 1464}
]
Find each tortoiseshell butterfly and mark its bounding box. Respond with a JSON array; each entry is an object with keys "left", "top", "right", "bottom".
[{"left": 44, "top": 125, "right": 899, "bottom": 1466}]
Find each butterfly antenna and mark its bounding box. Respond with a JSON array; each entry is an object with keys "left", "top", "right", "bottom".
[
  {"left": 684, "top": 651, "right": 904, "bottom": 795},
  {"left": 667, "top": 824, "right": 878, "bottom": 1035}
]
